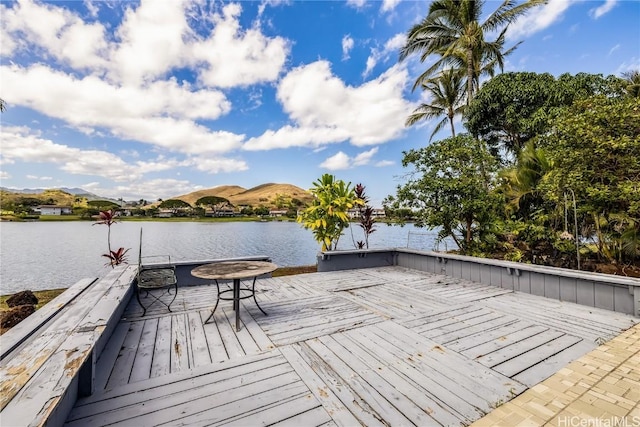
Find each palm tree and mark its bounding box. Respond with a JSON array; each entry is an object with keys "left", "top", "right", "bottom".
[
  {"left": 500, "top": 140, "right": 553, "bottom": 220},
  {"left": 0, "top": 98, "right": 6, "bottom": 112},
  {"left": 400, "top": 0, "right": 544, "bottom": 104},
  {"left": 405, "top": 68, "right": 466, "bottom": 141},
  {"left": 622, "top": 70, "right": 640, "bottom": 98}
]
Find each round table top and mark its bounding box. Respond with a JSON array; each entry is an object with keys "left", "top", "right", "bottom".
[{"left": 191, "top": 260, "right": 278, "bottom": 280}]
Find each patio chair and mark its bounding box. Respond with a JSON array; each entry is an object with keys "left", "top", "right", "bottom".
[{"left": 136, "top": 228, "right": 178, "bottom": 316}]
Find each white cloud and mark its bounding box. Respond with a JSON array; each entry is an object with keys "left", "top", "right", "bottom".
[
  {"left": 346, "top": 0, "right": 367, "bottom": 9},
  {"left": 190, "top": 157, "right": 249, "bottom": 174},
  {"left": 320, "top": 148, "right": 378, "bottom": 170},
  {"left": 1, "top": 0, "right": 110, "bottom": 69},
  {"left": 381, "top": 0, "right": 401, "bottom": 13},
  {"left": 590, "top": 0, "right": 618, "bottom": 19},
  {"left": 375, "top": 160, "right": 394, "bottom": 167},
  {"left": 363, "top": 33, "right": 405, "bottom": 77},
  {"left": 0, "top": 64, "right": 243, "bottom": 155},
  {"left": 26, "top": 175, "right": 53, "bottom": 180},
  {"left": 243, "top": 61, "right": 411, "bottom": 150},
  {"left": 615, "top": 57, "right": 640, "bottom": 75},
  {"left": 342, "top": 35, "right": 354, "bottom": 60},
  {"left": 2, "top": 0, "right": 290, "bottom": 89},
  {"left": 1, "top": 126, "right": 246, "bottom": 188},
  {"left": 320, "top": 152, "right": 351, "bottom": 170},
  {"left": 508, "top": 0, "right": 572, "bottom": 39},
  {"left": 109, "top": 0, "right": 192, "bottom": 84},
  {"left": 84, "top": 0, "right": 99, "bottom": 18},
  {"left": 353, "top": 148, "right": 378, "bottom": 166},
  {"left": 87, "top": 178, "right": 204, "bottom": 201},
  {"left": 189, "top": 3, "right": 290, "bottom": 88},
  {"left": 1, "top": 126, "right": 145, "bottom": 182},
  {"left": 608, "top": 44, "right": 621, "bottom": 56},
  {"left": 0, "top": 171, "right": 11, "bottom": 180}
]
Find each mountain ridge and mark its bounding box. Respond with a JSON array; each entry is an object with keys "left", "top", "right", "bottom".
[{"left": 172, "top": 183, "right": 313, "bottom": 207}]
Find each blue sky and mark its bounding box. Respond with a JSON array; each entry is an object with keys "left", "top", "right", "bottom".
[{"left": 1, "top": 0, "right": 639, "bottom": 206}]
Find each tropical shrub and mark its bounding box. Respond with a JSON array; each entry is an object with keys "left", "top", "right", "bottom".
[
  {"left": 298, "top": 174, "right": 363, "bottom": 251},
  {"left": 93, "top": 210, "right": 129, "bottom": 267}
]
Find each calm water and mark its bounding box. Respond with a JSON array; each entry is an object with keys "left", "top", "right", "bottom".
[{"left": 0, "top": 220, "right": 444, "bottom": 294}]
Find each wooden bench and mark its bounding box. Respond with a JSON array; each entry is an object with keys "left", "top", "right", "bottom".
[{"left": 0, "top": 265, "right": 138, "bottom": 427}]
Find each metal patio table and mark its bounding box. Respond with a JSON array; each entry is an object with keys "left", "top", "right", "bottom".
[{"left": 191, "top": 260, "right": 277, "bottom": 331}]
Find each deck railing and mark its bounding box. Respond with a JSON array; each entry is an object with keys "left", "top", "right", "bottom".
[
  {"left": 0, "top": 255, "right": 272, "bottom": 427},
  {"left": 317, "top": 248, "right": 640, "bottom": 317}
]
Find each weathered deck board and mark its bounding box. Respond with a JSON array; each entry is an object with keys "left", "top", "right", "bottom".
[
  {"left": 67, "top": 350, "right": 309, "bottom": 426},
  {"left": 66, "top": 266, "right": 638, "bottom": 427},
  {"left": 246, "top": 294, "right": 385, "bottom": 346},
  {"left": 483, "top": 291, "right": 637, "bottom": 342},
  {"left": 340, "top": 283, "right": 451, "bottom": 319},
  {"left": 398, "top": 301, "right": 604, "bottom": 387}
]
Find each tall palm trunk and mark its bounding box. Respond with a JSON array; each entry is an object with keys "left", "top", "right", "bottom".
[
  {"left": 448, "top": 113, "right": 456, "bottom": 137},
  {"left": 466, "top": 47, "right": 474, "bottom": 105}
]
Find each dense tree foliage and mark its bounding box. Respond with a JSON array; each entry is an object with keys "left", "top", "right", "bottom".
[
  {"left": 387, "top": 70, "right": 640, "bottom": 273},
  {"left": 195, "top": 196, "right": 231, "bottom": 207},
  {"left": 384, "top": 135, "right": 501, "bottom": 253},
  {"left": 538, "top": 96, "right": 640, "bottom": 263},
  {"left": 465, "top": 72, "right": 626, "bottom": 157},
  {"left": 87, "top": 200, "right": 120, "bottom": 210}
]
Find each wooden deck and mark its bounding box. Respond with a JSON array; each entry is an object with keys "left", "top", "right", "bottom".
[{"left": 66, "top": 267, "right": 638, "bottom": 426}]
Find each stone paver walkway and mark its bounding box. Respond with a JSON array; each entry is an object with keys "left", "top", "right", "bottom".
[{"left": 472, "top": 323, "right": 640, "bottom": 427}]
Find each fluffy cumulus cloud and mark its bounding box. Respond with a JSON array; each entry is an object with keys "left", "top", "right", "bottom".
[
  {"left": 189, "top": 3, "right": 290, "bottom": 88},
  {"left": 1, "top": 126, "right": 145, "bottom": 182},
  {"left": 0, "top": 0, "right": 413, "bottom": 198},
  {"left": 319, "top": 148, "right": 379, "bottom": 170},
  {"left": 1, "top": 0, "right": 110, "bottom": 69},
  {"left": 0, "top": 126, "right": 246, "bottom": 183},
  {"left": 244, "top": 61, "right": 411, "bottom": 150},
  {"left": 0, "top": 0, "right": 288, "bottom": 158},
  {"left": 320, "top": 152, "right": 351, "bottom": 170}
]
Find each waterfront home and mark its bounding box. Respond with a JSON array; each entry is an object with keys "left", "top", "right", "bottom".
[
  {"left": 35, "top": 205, "right": 72, "bottom": 215},
  {"left": 269, "top": 209, "right": 289, "bottom": 217},
  {"left": 1, "top": 249, "right": 639, "bottom": 426},
  {"left": 347, "top": 208, "right": 386, "bottom": 219}
]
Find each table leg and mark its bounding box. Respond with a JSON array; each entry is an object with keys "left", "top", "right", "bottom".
[{"left": 234, "top": 278, "right": 241, "bottom": 331}]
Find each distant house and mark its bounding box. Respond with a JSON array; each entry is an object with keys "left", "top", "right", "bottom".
[
  {"left": 204, "top": 207, "right": 236, "bottom": 217},
  {"left": 36, "top": 205, "right": 72, "bottom": 215},
  {"left": 348, "top": 208, "right": 386, "bottom": 219},
  {"left": 269, "top": 209, "right": 288, "bottom": 217},
  {"left": 156, "top": 209, "right": 174, "bottom": 218}
]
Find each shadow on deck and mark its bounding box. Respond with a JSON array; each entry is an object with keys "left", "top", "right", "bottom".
[{"left": 66, "top": 267, "right": 638, "bottom": 426}]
